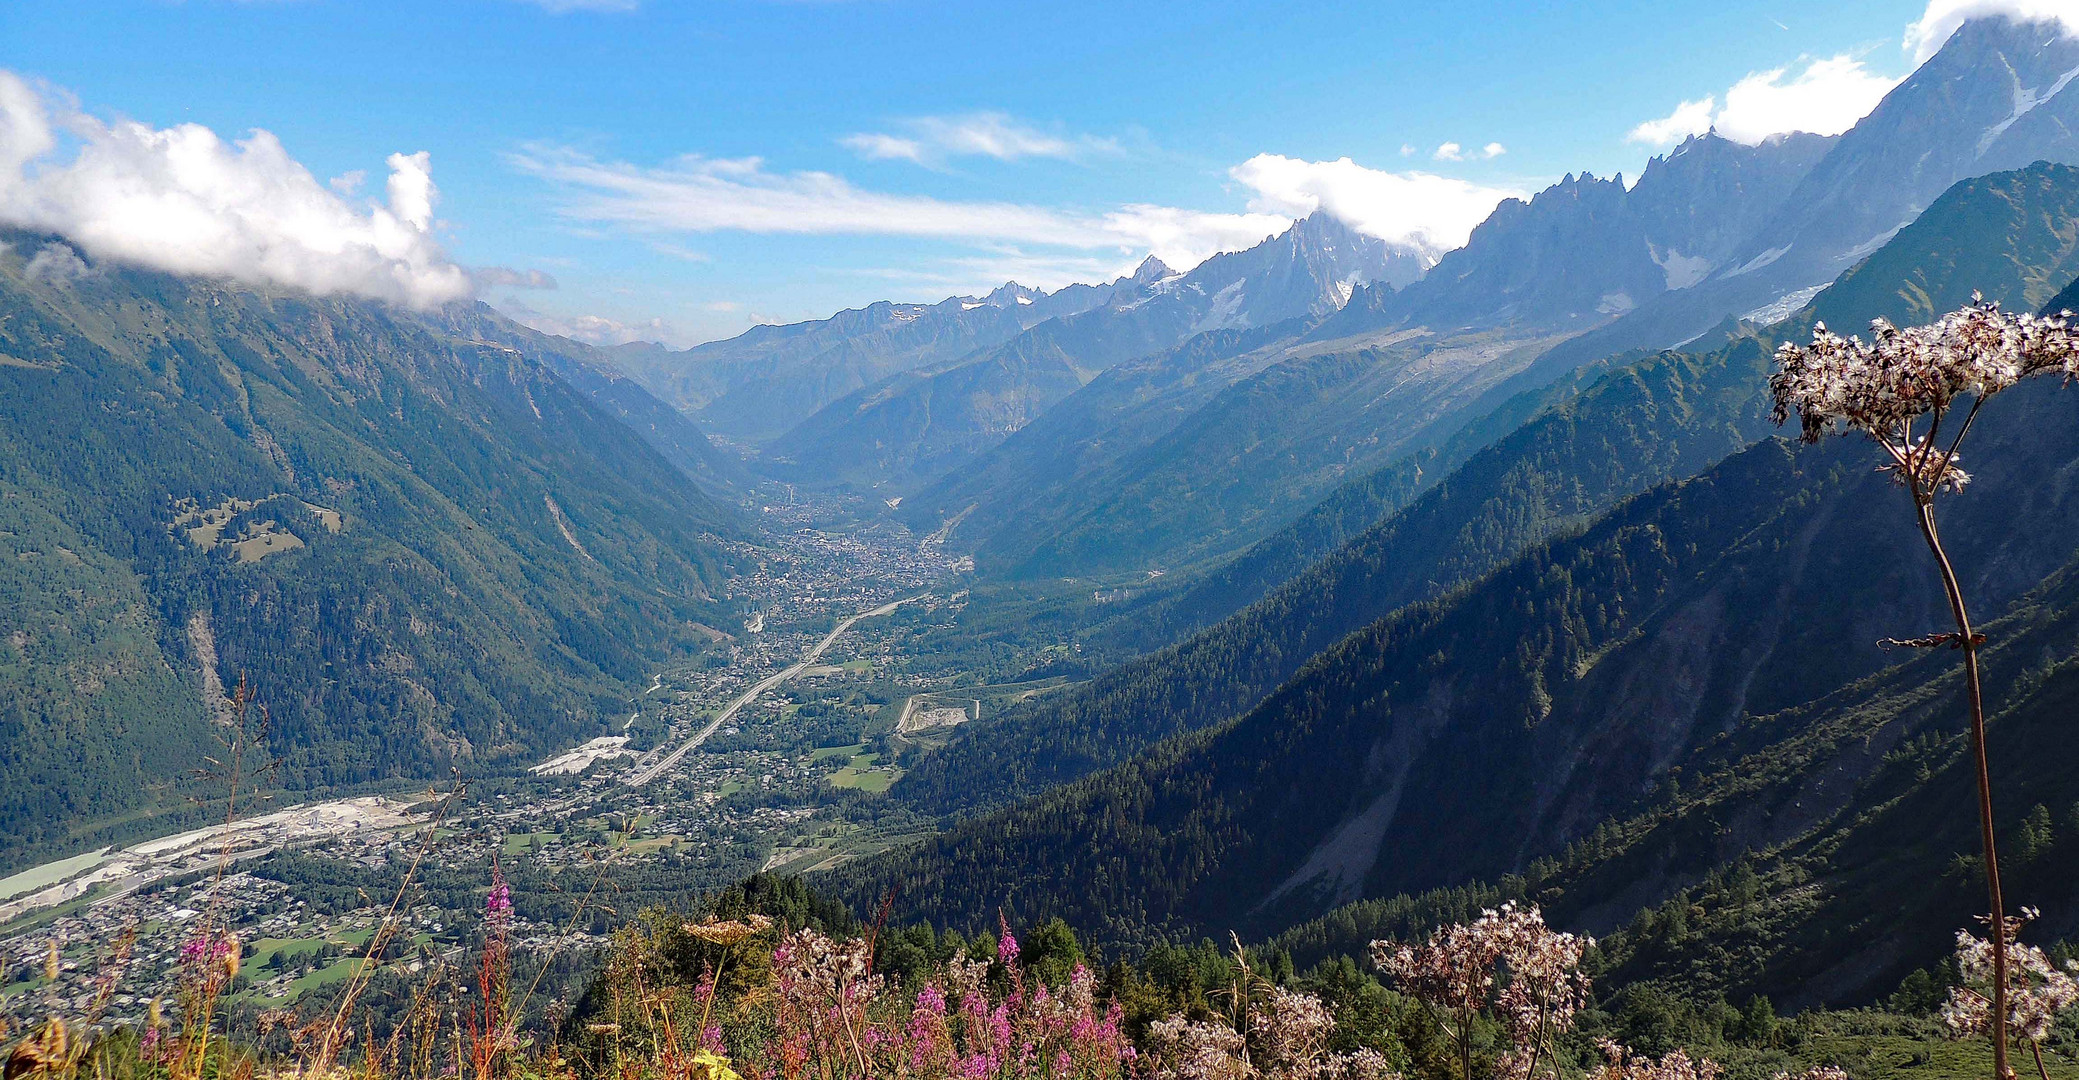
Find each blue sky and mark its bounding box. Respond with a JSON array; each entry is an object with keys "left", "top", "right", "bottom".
[{"left": 0, "top": 0, "right": 1988, "bottom": 345}]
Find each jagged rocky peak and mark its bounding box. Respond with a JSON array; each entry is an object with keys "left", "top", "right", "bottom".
[
  {"left": 1629, "top": 129, "right": 1837, "bottom": 275},
  {"left": 982, "top": 281, "right": 1044, "bottom": 307},
  {"left": 1130, "top": 254, "right": 1177, "bottom": 284}
]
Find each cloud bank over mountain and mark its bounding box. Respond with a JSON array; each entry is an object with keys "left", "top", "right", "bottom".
[
  {"left": 1906, "top": 0, "right": 2079, "bottom": 61},
  {"left": 0, "top": 71, "right": 472, "bottom": 308},
  {"left": 1630, "top": 54, "right": 1900, "bottom": 146},
  {"left": 1229, "top": 154, "right": 1522, "bottom": 256}
]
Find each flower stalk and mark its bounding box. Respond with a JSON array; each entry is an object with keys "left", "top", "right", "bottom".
[{"left": 1770, "top": 295, "right": 2079, "bottom": 1079}]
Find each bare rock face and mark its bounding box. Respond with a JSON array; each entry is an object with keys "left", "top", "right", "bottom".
[{"left": 1328, "top": 132, "right": 1833, "bottom": 336}]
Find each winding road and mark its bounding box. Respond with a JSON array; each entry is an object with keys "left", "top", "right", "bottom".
[{"left": 624, "top": 595, "right": 922, "bottom": 787}]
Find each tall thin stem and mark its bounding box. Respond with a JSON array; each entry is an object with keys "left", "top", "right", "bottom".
[{"left": 1912, "top": 495, "right": 2011, "bottom": 1080}]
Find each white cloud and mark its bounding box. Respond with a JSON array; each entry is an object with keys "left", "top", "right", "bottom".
[
  {"left": 24, "top": 241, "right": 90, "bottom": 284},
  {"left": 840, "top": 132, "right": 928, "bottom": 163},
  {"left": 1227, "top": 154, "right": 1523, "bottom": 254},
  {"left": 0, "top": 71, "right": 470, "bottom": 308},
  {"left": 1429, "top": 141, "right": 1506, "bottom": 162},
  {"left": 1906, "top": 0, "right": 2079, "bottom": 62},
  {"left": 1629, "top": 97, "right": 1718, "bottom": 145},
  {"left": 646, "top": 240, "right": 711, "bottom": 262},
  {"left": 512, "top": 144, "right": 1290, "bottom": 272},
  {"left": 840, "top": 113, "right": 1115, "bottom": 165},
  {"left": 1629, "top": 54, "right": 1899, "bottom": 145}
]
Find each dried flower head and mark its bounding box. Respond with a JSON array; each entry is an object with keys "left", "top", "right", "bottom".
[
  {"left": 1590, "top": 1040, "right": 1724, "bottom": 1080},
  {"left": 1770, "top": 296, "right": 2079, "bottom": 498},
  {"left": 683, "top": 913, "right": 773, "bottom": 946},
  {"left": 1941, "top": 909, "right": 2079, "bottom": 1044}
]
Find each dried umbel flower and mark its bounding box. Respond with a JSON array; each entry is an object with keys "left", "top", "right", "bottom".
[
  {"left": 1942, "top": 909, "right": 2079, "bottom": 1044},
  {"left": 1769, "top": 295, "right": 2078, "bottom": 1080},
  {"left": 1145, "top": 1014, "right": 1252, "bottom": 1080},
  {"left": 1590, "top": 1039, "right": 1724, "bottom": 1080},
  {"left": 1771, "top": 1069, "right": 1850, "bottom": 1080},
  {"left": 1142, "top": 985, "right": 1397, "bottom": 1080},
  {"left": 1372, "top": 902, "right": 1592, "bottom": 1080},
  {"left": 1770, "top": 296, "right": 2079, "bottom": 456},
  {"left": 682, "top": 913, "right": 773, "bottom": 946}
]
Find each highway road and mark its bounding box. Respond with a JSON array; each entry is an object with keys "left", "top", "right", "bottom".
[{"left": 625, "top": 596, "right": 921, "bottom": 786}]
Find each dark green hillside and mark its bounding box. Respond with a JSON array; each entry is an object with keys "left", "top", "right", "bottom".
[
  {"left": 986, "top": 328, "right": 1574, "bottom": 580},
  {"left": 1808, "top": 161, "right": 2079, "bottom": 328},
  {"left": 1121, "top": 345, "right": 1660, "bottom": 646},
  {"left": 897, "top": 323, "right": 1304, "bottom": 559},
  {"left": 890, "top": 336, "right": 1784, "bottom": 817},
  {"left": 888, "top": 160, "right": 2079, "bottom": 823},
  {"left": 1271, "top": 537, "right": 2079, "bottom": 1011},
  {"left": 844, "top": 374, "right": 2079, "bottom": 949},
  {"left": 0, "top": 237, "right": 740, "bottom": 869}
]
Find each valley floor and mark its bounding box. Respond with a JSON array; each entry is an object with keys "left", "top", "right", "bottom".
[{"left": 0, "top": 490, "right": 1076, "bottom": 1029}]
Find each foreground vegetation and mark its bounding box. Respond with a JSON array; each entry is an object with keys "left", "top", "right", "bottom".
[{"left": 9, "top": 870, "right": 2078, "bottom": 1080}]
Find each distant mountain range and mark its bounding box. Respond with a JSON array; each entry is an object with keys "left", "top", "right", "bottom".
[
  {"left": 586, "top": 16, "right": 2079, "bottom": 594},
  {"left": 611, "top": 268, "right": 1164, "bottom": 444},
  {"left": 757, "top": 213, "right": 1416, "bottom": 491},
  {"left": 1542, "top": 15, "right": 2079, "bottom": 364},
  {"left": 892, "top": 14, "right": 2079, "bottom": 582}
]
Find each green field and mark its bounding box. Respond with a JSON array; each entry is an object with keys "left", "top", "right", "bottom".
[
  {"left": 827, "top": 752, "right": 900, "bottom": 792},
  {"left": 502, "top": 832, "right": 558, "bottom": 857}
]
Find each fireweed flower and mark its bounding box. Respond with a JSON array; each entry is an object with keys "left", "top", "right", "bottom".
[{"left": 484, "top": 878, "right": 513, "bottom": 932}]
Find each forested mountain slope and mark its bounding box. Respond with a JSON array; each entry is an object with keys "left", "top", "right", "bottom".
[
  {"left": 431, "top": 303, "right": 754, "bottom": 502},
  {"left": 844, "top": 372, "right": 2079, "bottom": 950},
  {"left": 888, "top": 162, "right": 2079, "bottom": 822},
  {"left": 888, "top": 335, "right": 1786, "bottom": 817},
  {"left": 1273, "top": 535, "right": 2079, "bottom": 1012},
  {"left": 0, "top": 236, "right": 741, "bottom": 870}
]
